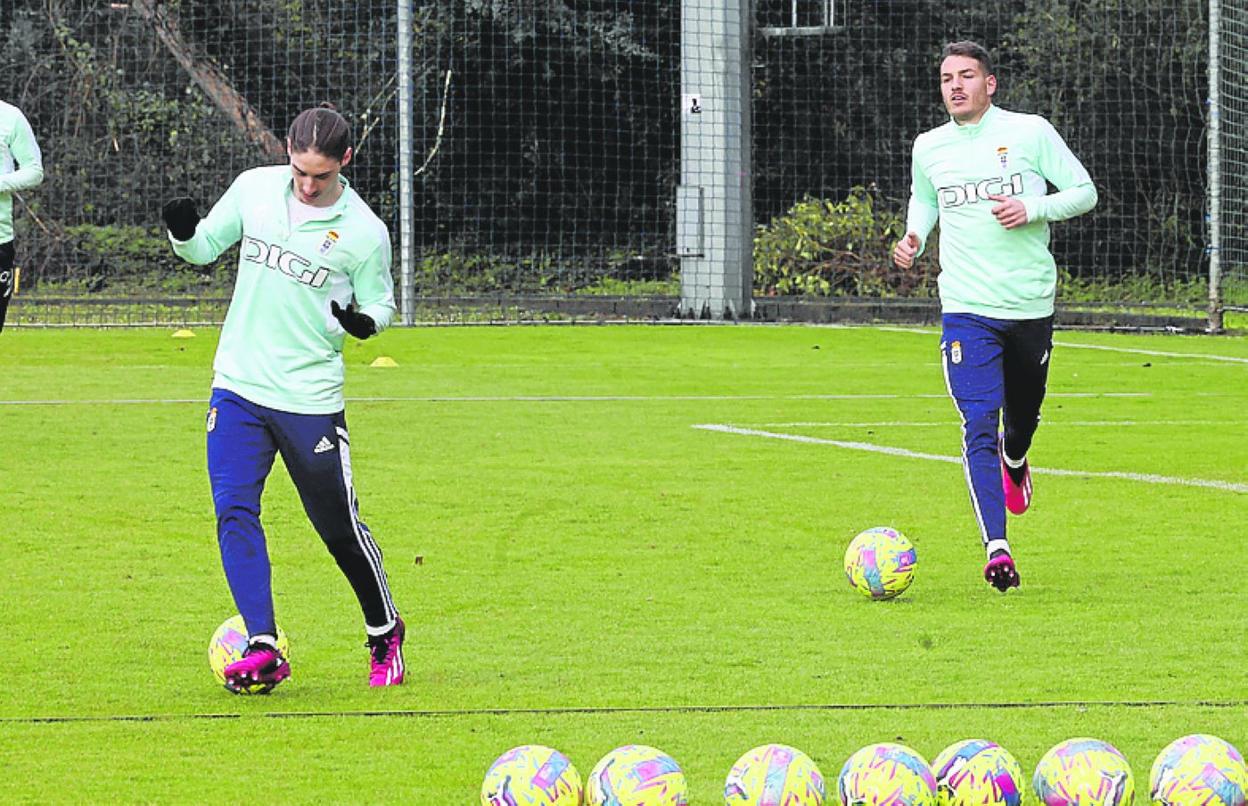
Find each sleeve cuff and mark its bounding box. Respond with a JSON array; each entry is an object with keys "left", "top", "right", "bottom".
[{"left": 1022, "top": 197, "right": 1044, "bottom": 224}]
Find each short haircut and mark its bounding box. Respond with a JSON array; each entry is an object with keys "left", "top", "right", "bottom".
[
  {"left": 940, "top": 40, "right": 993, "bottom": 75},
  {"left": 288, "top": 103, "right": 352, "bottom": 161}
]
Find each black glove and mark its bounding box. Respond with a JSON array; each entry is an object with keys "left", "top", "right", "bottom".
[
  {"left": 331, "top": 300, "right": 376, "bottom": 340},
  {"left": 162, "top": 197, "right": 201, "bottom": 241}
]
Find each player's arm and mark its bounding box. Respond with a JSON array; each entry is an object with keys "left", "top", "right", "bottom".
[
  {"left": 0, "top": 109, "right": 44, "bottom": 194},
  {"left": 895, "top": 147, "right": 939, "bottom": 268},
  {"left": 333, "top": 231, "right": 397, "bottom": 339},
  {"left": 1021, "top": 118, "right": 1097, "bottom": 224},
  {"left": 164, "top": 177, "right": 245, "bottom": 265}
]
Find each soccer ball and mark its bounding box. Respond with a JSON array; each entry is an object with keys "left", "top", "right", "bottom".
[
  {"left": 1149, "top": 734, "right": 1248, "bottom": 806},
  {"left": 586, "top": 744, "right": 689, "bottom": 806},
  {"left": 844, "top": 526, "right": 917, "bottom": 600},
  {"left": 725, "top": 743, "right": 826, "bottom": 805},
  {"left": 838, "top": 742, "right": 937, "bottom": 806},
  {"left": 1033, "top": 737, "right": 1134, "bottom": 806},
  {"left": 931, "top": 739, "right": 1025, "bottom": 806},
  {"left": 480, "top": 745, "right": 583, "bottom": 806},
  {"left": 207, "top": 614, "right": 290, "bottom": 694}
]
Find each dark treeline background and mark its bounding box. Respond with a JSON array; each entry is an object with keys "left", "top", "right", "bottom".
[{"left": 0, "top": 0, "right": 1210, "bottom": 297}]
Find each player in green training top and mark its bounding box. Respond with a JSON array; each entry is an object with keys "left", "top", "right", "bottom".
[
  {"left": 163, "top": 104, "right": 406, "bottom": 691},
  {"left": 892, "top": 41, "right": 1097, "bottom": 592},
  {"left": 0, "top": 100, "right": 44, "bottom": 332}
]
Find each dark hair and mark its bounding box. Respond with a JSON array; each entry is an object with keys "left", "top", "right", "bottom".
[
  {"left": 287, "top": 103, "right": 352, "bottom": 161},
  {"left": 940, "top": 40, "right": 993, "bottom": 75}
]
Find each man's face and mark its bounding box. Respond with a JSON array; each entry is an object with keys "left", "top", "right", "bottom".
[
  {"left": 288, "top": 145, "right": 353, "bottom": 207},
  {"left": 940, "top": 54, "right": 996, "bottom": 124}
]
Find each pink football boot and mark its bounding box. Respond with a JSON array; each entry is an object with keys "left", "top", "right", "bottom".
[
  {"left": 368, "top": 617, "right": 406, "bottom": 687},
  {"left": 983, "top": 551, "right": 1020, "bottom": 592},
  {"left": 224, "top": 642, "right": 290, "bottom": 694},
  {"left": 1000, "top": 440, "right": 1033, "bottom": 515}
]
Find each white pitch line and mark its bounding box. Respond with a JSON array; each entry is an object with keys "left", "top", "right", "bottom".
[
  {"left": 1054, "top": 341, "right": 1248, "bottom": 364},
  {"left": 877, "top": 325, "right": 1248, "bottom": 364},
  {"left": 756, "top": 420, "right": 1238, "bottom": 428},
  {"left": 694, "top": 424, "right": 1248, "bottom": 494},
  {"left": 0, "top": 392, "right": 1152, "bottom": 407},
  {"left": 0, "top": 398, "right": 205, "bottom": 406}
]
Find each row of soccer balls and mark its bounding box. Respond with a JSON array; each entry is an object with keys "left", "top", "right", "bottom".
[{"left": 482, "top": 734, "right": 1247, "bottom": 806}]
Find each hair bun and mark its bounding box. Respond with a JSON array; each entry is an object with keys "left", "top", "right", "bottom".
[{"left": 318, "top": 101, "right": 338, "bottom": 111}]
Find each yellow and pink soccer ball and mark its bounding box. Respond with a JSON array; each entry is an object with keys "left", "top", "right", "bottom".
[
  {"left": 1033, "top": 737, "right": 1134, "bottom": 806},
  {"left": 207, "top": 614, "right": 289, "bottom": 694},
  {"left": 725, "top": 743, "right": 826, "bottom": 805},
  {"left": 586, "top": 744, "right": 688, "bottom": 806},
  {"left": 1149, "top": 734, "right": 1248, "bottom": 806},
  {"left": 838, "top": 742, "right": 937, "bottom": 805},
  {"left": 844, "top": 527, "right": 917, "bottom": 600},
  {"left": 480, "top": 745, "right": 583, "bottom": 806},
  {"left": 931, "top": 739, "right": 1025, "bottom": 806}
]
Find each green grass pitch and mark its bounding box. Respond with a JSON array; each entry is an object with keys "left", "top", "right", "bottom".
[{"left": 1, "top": 324, "right": 1246, "bottom": 802}]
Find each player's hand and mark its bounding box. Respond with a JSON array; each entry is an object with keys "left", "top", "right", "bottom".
[
  {"left": 331, "top": 300, "right": 377, "bottom": 340},
  {"left": 162, "top": 197, "right": 201, "bottom": 241},
  {"left": 988, "top": 194, "right": 1029, "bottom": 229},
  {"left": 892, "top": 232, "right": 920, "bottom": 269}
]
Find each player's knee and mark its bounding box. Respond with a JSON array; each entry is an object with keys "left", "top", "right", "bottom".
[
  {"left": 316, "top": 517, "right": 376, "bottom": 557},
  {"left": 216, "top": 504, "right": 262, "bottom": 546},
  {"left": 961, "top": 410, "right": 999, "bottom": 449}
]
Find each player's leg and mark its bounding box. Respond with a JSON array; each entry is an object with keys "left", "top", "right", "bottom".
[
  {"left": 0, "top": 240, "right": 16, "bottom": 332},
  {"left": 272, "top": 409, "right": 405, "bottom": 686},
  {"left": 941, "top": 313, "right": 1018, "bottom": 591},
  {"left": 999, "top": 315, "right": 1054, "bottom": 514},
  {"left": 206, "top": 389, "right": 290, "bottom": 691}
]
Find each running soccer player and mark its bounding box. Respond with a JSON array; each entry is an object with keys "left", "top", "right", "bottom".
[
  {"left": 0, "top": 100, "right": 44, "bottom": 332},
  {"left": 892, "top": 41, "right": 1097, "bottom": 592},
  {"left": 163, "top": 104, "right": 405, "bottom": 690}
]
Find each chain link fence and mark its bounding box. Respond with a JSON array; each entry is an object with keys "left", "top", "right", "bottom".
[{"left": 0, "top": 1, "right": 1234, "bottom": 327}]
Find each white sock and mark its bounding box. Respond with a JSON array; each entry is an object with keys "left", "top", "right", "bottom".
[
  {"left": 986, "top": 538, "right": 1011, "bottom": 558},
  {"left": 366, "top": 620, "right": 396, "bottom": 638},
  {"left": 248, "top": 633, "right": 278, "bottom": 650}
]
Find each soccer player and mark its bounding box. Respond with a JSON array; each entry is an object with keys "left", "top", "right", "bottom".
[
  {"left": 892, "top": 41, "right": 1097, "bottom": 592},
  {"left": 163, "top": 104, "right": 405, "bottom": 690},
  {"left": 0, "top": 100, "right": 44, "bottom": 333}
]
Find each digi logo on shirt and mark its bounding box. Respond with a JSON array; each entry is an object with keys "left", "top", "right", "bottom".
[
  {"left": 938, "top": 173, "right": 1025, "bottom": 208},
  {"left": 241, "top": 235, "right": 330, "bottom": 288}
]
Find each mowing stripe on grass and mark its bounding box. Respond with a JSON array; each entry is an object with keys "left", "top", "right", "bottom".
[
  {"left": 694, "top": 424, "right": 1248, "bottom": 493},
  {"left": 6, "top": 698, "right": 1248, "bottom": 725},
  {"left": 0, "top": 392, "right": 1153, "bottom": 407}
]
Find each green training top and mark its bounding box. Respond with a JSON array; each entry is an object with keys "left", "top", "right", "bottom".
[
  {"left": 171, "top": 165, "right": 396, "bottom": 414},
  {"left": 906, "top": 104, "right": 1097, "bottom": 319},
  {"left": 0, "top": 101, "right": 44, "bottom": 245}
]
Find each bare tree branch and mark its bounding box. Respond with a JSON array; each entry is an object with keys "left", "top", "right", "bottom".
[{"left": 130, "top": 0, "right": 284, "bottom": 159}]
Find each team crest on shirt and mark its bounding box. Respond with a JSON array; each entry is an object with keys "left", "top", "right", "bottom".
[
  {"left": 206, "top": 406, "right": 218, "bottom": 432},
  {"left": 318, "top": 230, "right": 340, "bottom": 255},
  {"left": 996, "top": 146, "right": 1009, "bottom": 170},
  {"left": 950, "top": 340, "right": 963, "bottom": 364}
]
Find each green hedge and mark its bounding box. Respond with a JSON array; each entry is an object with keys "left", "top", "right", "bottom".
[
  {"left": 754, "top": 187, "right": 937, "bottom": 297},
  {"left": 59, "top": 224, "right": 228, "bottom": 294}
]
